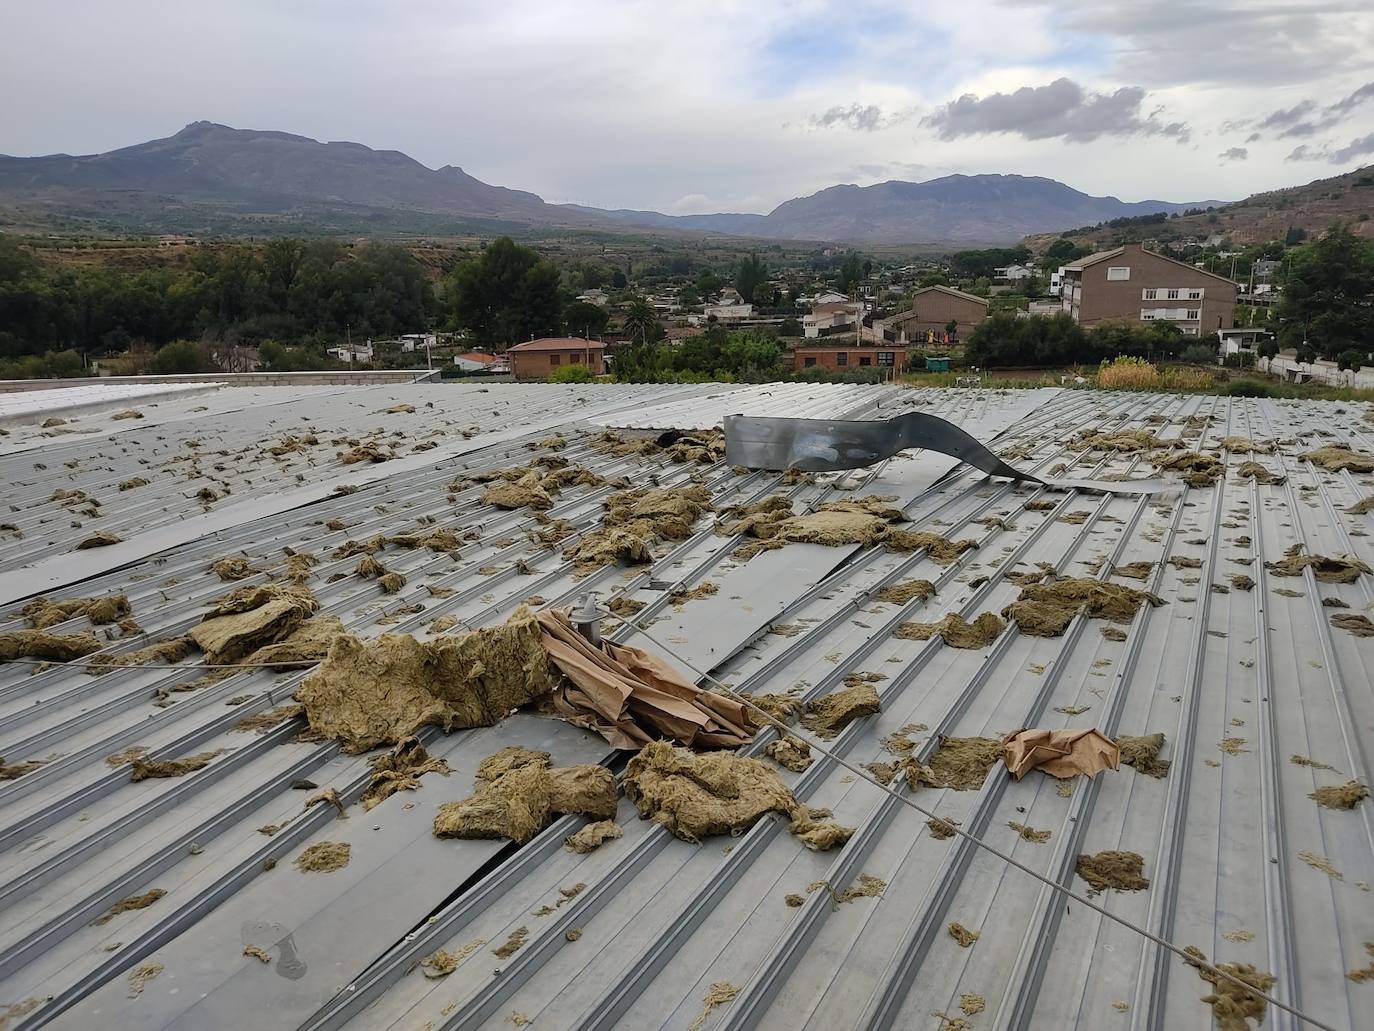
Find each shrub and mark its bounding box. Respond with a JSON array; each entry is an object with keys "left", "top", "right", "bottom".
[
  {"left": 1096, "top": 356, "right": 1159, "bottom": 390},
  {"left": 549, "top": 363, "right": 595, "bottom": 383},
  {"left": 1228, "top": 380, "right": 1273, "bottom": 397},
  {"left": 150, "top": 340, "right": 208, "bottom": 375},
  {"left": 1182, "top": 344, "right": 1216, "bottom": 364},
  {"left": 1159, "top": 366, "right": 1215, "bottom": 391},
  {"left": 1337, "top": 348, "right": 1367, "bottom": 372}
]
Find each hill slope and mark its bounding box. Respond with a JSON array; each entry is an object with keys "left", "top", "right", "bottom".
[{"left": 1023, "top": 166, "right": 1374, "bottom": 251}]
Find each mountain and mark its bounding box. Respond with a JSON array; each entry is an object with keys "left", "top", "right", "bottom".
[
  {"left": 0, "top": 121, "right": 600, "bottom": 235},
  {"left": 0, "top": 122, "right": 1220, "bottom": 243},
  {"left": 562, "top": 176, "right": 1221, "bottom": 244}
]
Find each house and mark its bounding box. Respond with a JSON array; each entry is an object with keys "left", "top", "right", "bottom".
[
  {"left": 811, "top": 291, "right": 848, "bottom": 305},
  {"left": 702, "top": 301, "right": 754, "bottom": 322},
  {"left": 993, "top": 264, "right": 1033, "bottom": 282},
  {"left": 327, "top": 342, "right": 374, "bottom": 364},
  {"left": 716, "top": 286, "right": 744, "bottom": 306},
  {"left": 1253, "top": 259, "right": 1283, "bottom": 278},
  {"left": 506, "top": 337, "right": 605, "bottom": 380},
  {"left": 802, "top": 301, "right": 863, "bottom": 339},
  {"left": 875, "top": 286, "right": 989, "bottom": 344},
  {"left": 1049, "top": 267, "right": 1066, "bottom": 297},
  {"left": 453, "top": 352, "right": 502, "bottom": 373},
  {"left": 1216, "top": 328, "right": 1271, "bottom": 357},
  {"left": 398, "top": 333, "right": 438, "bottom": 353},
  {"left": 1059, "top": 242, "right": 1237, "bottom": 336},
  {"left": 576, "top": 289, "right": 609, "bottom": 307},
  {"left": 793, "top": 345, "right": 907, "bottom": 374}
]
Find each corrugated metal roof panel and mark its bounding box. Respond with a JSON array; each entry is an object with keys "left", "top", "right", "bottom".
[{"left": 1, "top": 383, "right": 1370, "bottom": 1031}]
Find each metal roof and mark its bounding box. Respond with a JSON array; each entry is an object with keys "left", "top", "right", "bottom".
[{"left": 0, "top": 381, "right": 1371, "bottom": 1030}]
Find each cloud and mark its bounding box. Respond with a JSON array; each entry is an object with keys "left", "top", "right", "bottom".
[
  {"left": 1329, "top": 132, "right": 1374, "bottom": 163},
  {"left": 920, "top": 77, "right": 1188, "bottom": 143},
  {"left": 1255, "top": 80, "right": 1374, "bottom": 140},
  {"left": 1245, "top": 132, "right": 1261, "bottom": 143},
  {"left": 1219, "top": 147, "right": 1248, "bottom": 162},
  {"left": 807, "top": 104, "right": 889, "bottom": 132},
  {"left": 1284, "top": 130, "right": 1374, "bottom": 165}
]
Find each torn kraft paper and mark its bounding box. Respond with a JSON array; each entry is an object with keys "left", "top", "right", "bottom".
[
  {"left": 1001, "top": 728, "right": 1120, "bottom": 780},
  {"left": 536, "top": 609, "right": 757, "bottom": 750}
]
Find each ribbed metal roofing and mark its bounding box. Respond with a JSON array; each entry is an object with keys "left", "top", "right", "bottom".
[{"left": 0, "top": 381, "right": 1370, "bottom": 1031}]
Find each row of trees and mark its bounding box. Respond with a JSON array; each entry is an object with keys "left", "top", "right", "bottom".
[
  {"left": 613, "top": 326, "right": 787, "bottom": 382},
  {"left": 964, "top": 313, "right": 1188, "bottom": 368},
  {"left": 0, "top": 237, "right": 438, "bottom": 360},
  {"left": 1271, "top": 226, "right": 1373, "bottom": 360}
]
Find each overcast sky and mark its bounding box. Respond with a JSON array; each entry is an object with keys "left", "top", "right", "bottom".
[{"left": 3, "top": 0, "right": 1373, "bottom": 213}]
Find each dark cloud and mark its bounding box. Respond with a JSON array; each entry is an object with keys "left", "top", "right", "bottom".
[
  {"left": 1245, "top": 132, "right": 1261, "bottom": 143},
  {"left": 920, "top": 78, "right": 1188, "bottom": 143},
  {"left": 807, "top": 104, "right": 888, "bottom": 132},
  {"left": 1285, "top": 144, "right": 1316, "bottom": 162},
  {"left": 1327, "top": 80, "right": 1374, "bottom": 115},
  {"left": 1219, "top": 147, "right": 1248, "bottom": 162}
]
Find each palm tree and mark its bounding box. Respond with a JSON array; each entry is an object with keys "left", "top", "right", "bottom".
[{"left": 622, "top": 296, "right": 660, "bottom": 344}]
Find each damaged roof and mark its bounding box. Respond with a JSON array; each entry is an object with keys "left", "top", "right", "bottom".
[{"left": 0, "top": 379, "right": 1371, "bottom": 1030}]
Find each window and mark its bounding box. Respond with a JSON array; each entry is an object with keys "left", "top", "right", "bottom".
[
  {"left": 1188, "top": 289, "right": 1203, "bottom": 299},
  {"left": 1140, "top": 311, "right": 1156, "bottom": 321},
  {"left": 1182, "top": 327, "right": 1198, "bottom": 336},
  {"left": 1107, "top": 266, "right": 1131, "bottom": 281},
  {"left": 835, "top": 351, "right": 848, "bottom": 366},
  {"left": 1186, "top": 309, "right": 1200, "bottom": 320},
  {"left": 1142, "top": 288, "right": 1157, "bottom": 300},
  {"left": 877, "top": 351, "right": 894, "bottom": 366},
  {"left": 1166, "top": 288, "right": 1180, "bottom": 299},
  {"left": 549, "top": 354, "right": 561, "bottom": 366},
  {"left": 859, "top": 356, "right": 872, "bottom": 366},
  {"left": 804, "top": 357, "right": 817, "bottom": 367}
]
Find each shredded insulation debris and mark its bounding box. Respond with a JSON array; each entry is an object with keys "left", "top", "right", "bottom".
[
  {"left": 1331, "top": 613, "right": 1374, "bottom": 637},
  {"left": 894, "top": 612, "right": 1005, "bottom": 648},
  {"left": 361, "top": 738, "right": 451, "bottom": 809},
  {"left": 1002, "top": 577, "right": 1164, "bottom": 637},
  {"left": 565, "top": 819, "right": 623, "bottom": 853},
  {"left": 20, "top": 594, "right": 130, "bottom": 630},
  {"left": 1070, "top": 429, "right": 1176, "bottom": 452},
  {"left": 730, "top": 498, "right": 977, "bottom": 564},
  {"left": 295, "top": 841, "right": 351, "bottom": 872},
  {"left": 1119, "top": 733, "right": 1172, "bottom": 777},
  {"left": 764, "top": 735, "right": 813, "bottom": 772},
  {"left": 800, "top": 680, "right": 881, "bottom": 738},
  {"left": 92, "top": 888, "right": 165, "bottom": 925},
  {"left": 1076, "top": 850, "right": 1150, "bottom": 894},
  {"left": 1235, "top": 462, "right": 1286, "bottom": 485},
  {"left": 1303, "top": 445, "right": 1374, "bottom": 473},
  {"left": 0, "top": 629, "right": 101, "bottom": 662},
  {"left": 75, "top": 531, "right": 122, "bottom": 549},
  {"left": 1309, "top": 781, "right": 1369, "bottom": 810},
  {"left": 565, "top": 484, "right": 712, "bottom": 573},
  {"left": 298, "top": 606, "right": 552, "bottom": 752},
  {"left": 1183, "top": 946, "right": 1276, "bottom": 1031},
  {"left": 687, "top": 982, "right": 740, "bottom": 1031},
  {"left": 623, "top": 741, "right": 853, "bottom": 849},
  {"left": 874, "top": 579, "right": 936, "bottom": 604},
  {"left": 913, "top": 737, "right": 1002, "bottom": 791},
  {"left": 948, "top": 922, "right": 980, "bottom": 947},
  {"left": 1154, "top": 450, "right": 1224, "bottom": 488},
  {"left": 191, "top": 584, "right": 318, "bottom": 664},
  {"left": 433, "top": 746, "right": 617, "bottom": 844},
  {"left": 1264, "top": 546, "right": 1371, "bottom": 584},
  {"left": 129, "top": 750, "right": 222, "bottom": 781}
]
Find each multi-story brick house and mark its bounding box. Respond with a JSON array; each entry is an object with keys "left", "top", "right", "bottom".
[{"left": 1059, "top": 242, "right": 1236, "bottom": 336}]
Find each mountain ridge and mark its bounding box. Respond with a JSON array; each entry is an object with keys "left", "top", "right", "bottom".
[{"left": 0, "top": 121, "right": 1226, "bottom": 243}]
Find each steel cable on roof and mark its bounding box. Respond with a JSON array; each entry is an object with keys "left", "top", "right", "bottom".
[{"left": 597, "top": 607, "right": 1340, "bottom": 1031}]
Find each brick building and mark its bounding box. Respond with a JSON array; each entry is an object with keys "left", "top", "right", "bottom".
[
  {"left": 876, "top": 286, "right": 989, "bottom": 344},
  {"left": 1060, "top": 243, "right": 1237, "bottom": 335},
  {"left": 506, "top": 338, "right": 605, "bottom": 380},
  {"left": 793, "top": 345, "right": 907, "bottom": 374}
]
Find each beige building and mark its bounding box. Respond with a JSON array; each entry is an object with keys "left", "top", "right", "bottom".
[
  {"left": 1060, "top": 243, "right": 1236, "bottom": 335},
  {"left": 877, "top": 286, "right": 989, "bottom": 344}
]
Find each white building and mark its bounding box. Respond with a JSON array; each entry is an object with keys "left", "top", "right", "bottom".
[
  {"left": 327, "top": 343, "right": 374, "bottom": 364},
  {"left": 702, "top": 302, "right": 754, "bottom": 321}
]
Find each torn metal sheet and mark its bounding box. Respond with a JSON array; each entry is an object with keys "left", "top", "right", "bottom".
[{"left": 724, "top": 413, "right": 1171, "bottom": 494}]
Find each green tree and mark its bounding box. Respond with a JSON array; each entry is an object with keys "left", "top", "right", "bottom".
[
  {"left": 562, "top": 300, "right": 609, "bottom": 338},
  {"left": 735, "top": 254, "right": 769, "bottom": 304},
  {"left": 1043, "top": 238, "right": 1080, "bottom": 265},
  {"left": 445, "top": 237, "right": 561, "bottom": 346},
  {"left": 622, "top": 296, "right": 662, "bottom": 343},
  {"left": 836, "top": 253, "right": 864, "bottom": 295},
  {"left": 150, "top": 340, "right": 208, "bottom": 374},
  {"left": 1272, "top": 225, "right": 1374, "bottom": 357},
  {"left": 695, "top": 270, "right": 724, "bottom": 299}
]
